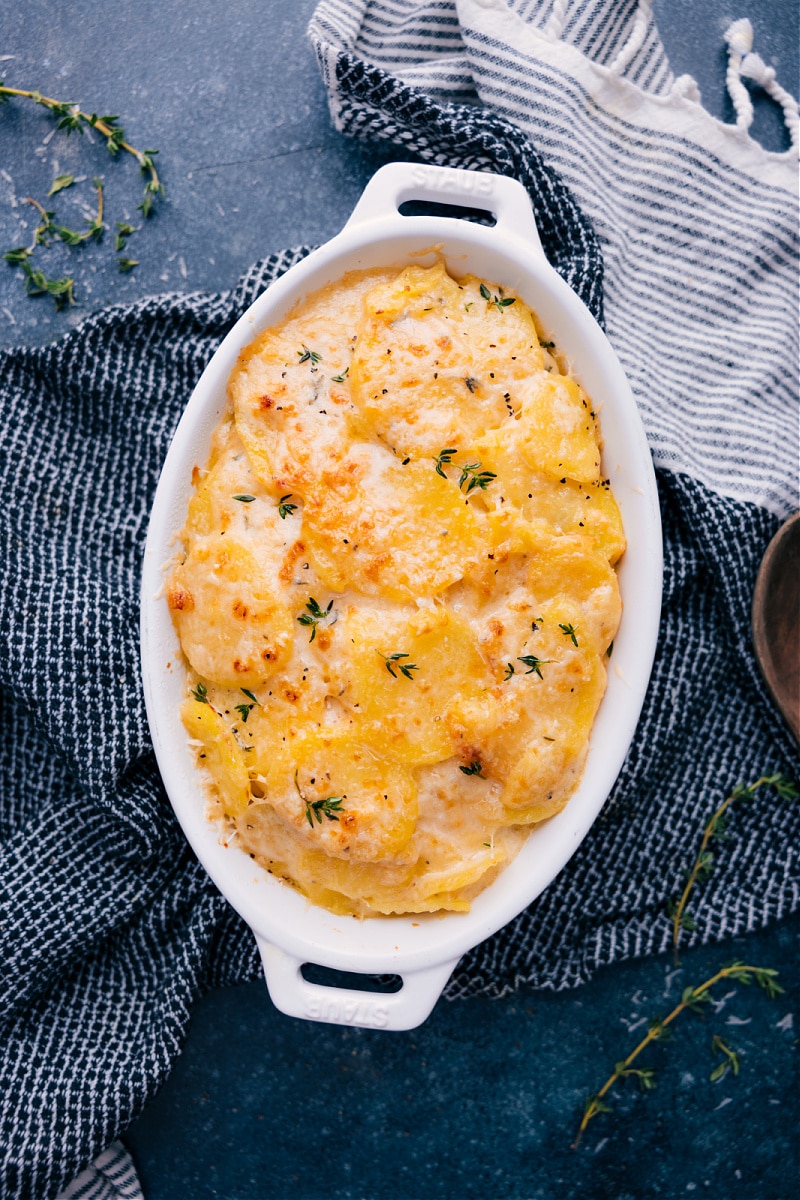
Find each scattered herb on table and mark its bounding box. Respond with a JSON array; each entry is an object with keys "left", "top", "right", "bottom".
[
  {"left": 709, "top": 1034, "right": 740, "bottom": 1083},
  {"left": 115, "top": 221, "right": 136, "bottom": 251},
  {"left": 571, "top": 962, "right": 783, "bottom": 1149},
  {"left": 47, "top": 173, "right": 74, "bottom": 197},
  {"left": 13, "top": 260, "right": 75, "bottom": 308},
  {"left": 50, "top": 176, "right": 105, "bottom": 245},
  {"left": 0, "top": 81, "right": 164, "bottom": 305},
  {"left": 0, "top": 82, "right": 163, "bottom": 212},
  {"left": 572, "top": 770, "right": 797, "bottom": 1148}
]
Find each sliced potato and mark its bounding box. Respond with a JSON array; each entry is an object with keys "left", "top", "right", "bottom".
[
  {"left": 258, "top": 722, "right": 418, "bottom": 862},
  {"left": 301, "top": 453, "right": 486, "bottom": 602},
  {"left": 181, "top": 697, "right": 251, "bottom": 817},
  {"left": 336, "top": 604, "right": 491, "bottom": 765},
  {"left": 168, "top": 537, "right": 293, "bottom": 689}
]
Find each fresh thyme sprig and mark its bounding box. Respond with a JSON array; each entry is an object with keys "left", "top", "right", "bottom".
[
  {"left": 0, "top": 82, "right": 164, "bottom": 216},
  {"left": 9, "top": 258, "right": 75, "bottom": 308},
  {"left": 668, "top": 773, "right": 798, "bottom": 961},
  {"left": 559, "top": 622, "right": 579, "bottom": 646},
  {"left": 297, "top": 597, "right": 336, "bottom": 643},
  {"left": 709, "top": 1035, "right": 740, "bottom": 1083},
  {"left": 22, "top": 197, "right": 56, "bottom": 246},
  {"left": 434, "top": 447, "right": 457, "bottom": 479},
  {"left": 517, "top": 654, "right": 550, "bottom": 679},
  {"left": 50, "top": 176, "right": 105, "bottom": 245},
  {"left": 459, "top": 760, "right": 485, "bottom": 777},
  {"left": 479, "top": 281, "right": 516, "bottom": 312},
  {"left": 294, "top": 770, "right": 344, "bottom": 828},
  {"left": 572, "top": 961, "right": 783, "bottom": 1149},
  {"left": 277, "top": 494, "right": 297, "bottom": 519},
  {"left": 190, "top": 681, "right": 209, "bottom": 704},
  {"left": 234, "top": 688, "right": 260, "bottom": 723},
  {"left": 377, "top": 651, "right": 419, "bottom": 680},
  {"left": 297, "top": 345, "right": 321, "bottom": 365},
  {"left": 458, "top": 461, "right": 497, "bottom": 494},
  {"left": 4, "top": 200, "right": 76, "bottom": 305},
  {"left": 433, "top": 446, "right": 496, "bottom": 493}
]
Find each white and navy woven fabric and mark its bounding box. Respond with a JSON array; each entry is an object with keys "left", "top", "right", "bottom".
[{"left": 1, "top": 1, "right": 798, "bottom": 1196}]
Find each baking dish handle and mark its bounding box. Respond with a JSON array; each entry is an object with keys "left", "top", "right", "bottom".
[
  {"left": 256, "top": 937, "right": 459, "bottom": 1031},
  {"left": 344, "top": 162, "right": 545, "bottom": 256}
]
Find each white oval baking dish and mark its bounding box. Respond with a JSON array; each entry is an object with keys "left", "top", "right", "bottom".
[{"left": 141, "top": 162, "right": 662, "bottom": 1031}]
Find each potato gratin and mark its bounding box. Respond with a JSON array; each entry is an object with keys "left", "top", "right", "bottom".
[{"left": 167, "top": 260, "right": 624, "bottom": 917}]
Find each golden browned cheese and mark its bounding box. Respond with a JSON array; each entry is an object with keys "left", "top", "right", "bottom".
[{"left": 167, "top": 260, "right": 624, "bottom": 917}]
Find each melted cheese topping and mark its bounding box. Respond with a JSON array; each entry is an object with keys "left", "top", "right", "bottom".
[{"left": 168, "top": 260, "right": 624, "bottom": 917}]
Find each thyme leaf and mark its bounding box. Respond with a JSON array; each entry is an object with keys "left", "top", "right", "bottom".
[
  {"left": 19, "top": 260, "right": 75, "bottom": 308},
  {"left": 434, "top": 447, "right": 496, "bottom": 493},
  {"left": 297, "top": 597, "right": 336, "bottom": 643},
  {"left": 457, "top": 461, "right": 497, "bottom": 493},
  {"left": 709, "top": 1035, "right": 740, "bottom": 1083},
  {"left": 278, "top": 494, "right": 297, "bottom": 519},
  {"left": 480, "top": 281, "right": 517, "bottom": 312},
  {"left": 517, "top": 654, "right": 550, "bottom": 679},
  {"left": 47, "top": 173, "right": 74, "bottom": 197},
  {"left": 294, "top": 770, "right": 344, "bottom": 827},
  {"left": 377, "top": 651, "right": 419, "bottom": 680},
  {"left": 434, "top": 446, "right": 457, "bottom": 478},
  {"left": 3, "top": 247, "right": 32, "bottom": 266},
  {"left": 115, "top": 221, "right": 136, "bottom": 251}
]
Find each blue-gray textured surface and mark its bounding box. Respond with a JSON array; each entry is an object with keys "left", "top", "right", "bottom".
[{"left": 1, "top": 2, "right": 798, "bottom": 1198}]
